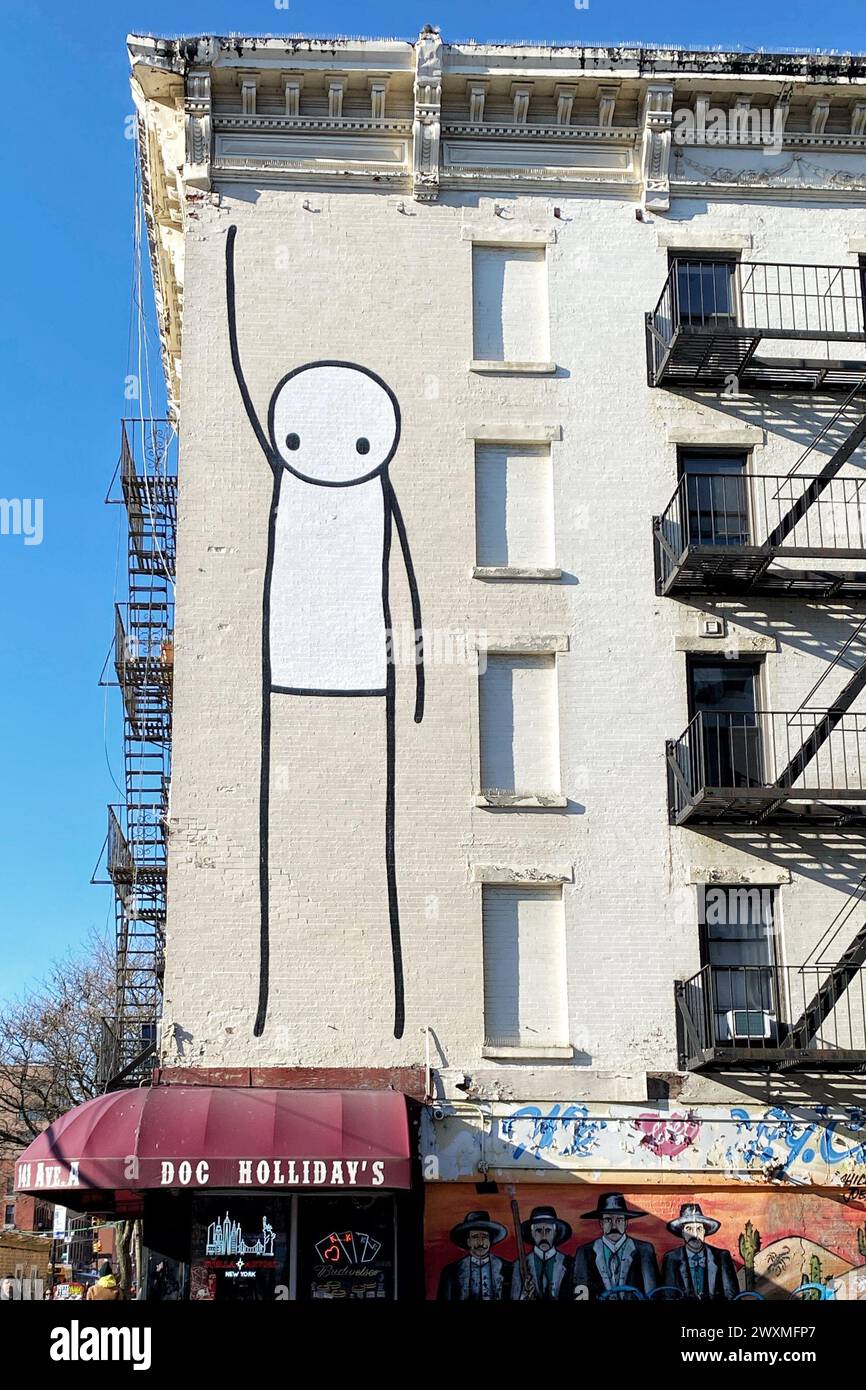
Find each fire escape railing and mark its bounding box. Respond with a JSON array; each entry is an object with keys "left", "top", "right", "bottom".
[
  {"left": 676, "top": 963, "right": 866, "bottom": 1069},
  {"left": 667, "top": 709, "right": 866, "bottom": 824},
  {"left": 647, "top": 260, "right": 866, "bottom": 388},
  {"left": 655, "top": 471, "right": 866, "bottom": 592}
]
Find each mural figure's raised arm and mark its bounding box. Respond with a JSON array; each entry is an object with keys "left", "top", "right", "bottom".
[
  {"left": 386, "top": 478, "right": 424, "bottom": 724},
  {"left": 226, "top": 225, "right": 274, "bottom": 468}
]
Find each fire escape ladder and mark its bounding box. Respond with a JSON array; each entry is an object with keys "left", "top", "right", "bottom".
[
  {"left": 785, "top": 921, "right": 866, "bottom": 1050},
  {"left": 770, "top": 655, "right": 866, "bottom": 793},
  {"left": 763, "top": 408, "right": 866, "bottom": 551}
]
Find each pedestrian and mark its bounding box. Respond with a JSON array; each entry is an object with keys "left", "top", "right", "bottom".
[{"left": 85, "top": 1260, "right": 122, "bottom": 1301}]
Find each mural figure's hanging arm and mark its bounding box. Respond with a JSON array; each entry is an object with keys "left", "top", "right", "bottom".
[{"left": 225, "top": 225, "right": 424, "bottom": 1039}]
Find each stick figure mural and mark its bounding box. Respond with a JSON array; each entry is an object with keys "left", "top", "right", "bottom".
[{"left": 225, "top": 225, "right": 424, "bottom": 1039}]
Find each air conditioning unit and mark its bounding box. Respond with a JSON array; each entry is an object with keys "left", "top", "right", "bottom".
[{"left": 725, "top": 1008, "right": 774, "bottom": 1041}]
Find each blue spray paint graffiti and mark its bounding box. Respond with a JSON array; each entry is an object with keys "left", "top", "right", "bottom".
[
  {"left": 501, "top": 1105, "right": 607, "bottom": 1162},
  {"left": 729, "top": 1106, "right": 866, "bottom": 1174}
]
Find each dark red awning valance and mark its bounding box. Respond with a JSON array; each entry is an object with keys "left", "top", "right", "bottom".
[{"left": 14, "top": 1087, "right": 412, "bottom": 1196}]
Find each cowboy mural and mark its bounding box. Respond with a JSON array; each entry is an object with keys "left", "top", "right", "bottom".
[
  {"left": 571, "top": 1193, "right": 660, "bottom": 1299},
  {"left": 660, "top": 1203, "right": 739, "bottom": 1300},
  {"left": 511, "top": 1205, "right": 574, "bottom": 1301},
  {"left": 437, "top": 1210, "right": 513, "bottom": 1301}
]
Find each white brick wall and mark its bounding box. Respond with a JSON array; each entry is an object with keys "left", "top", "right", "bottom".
[{"left": 161, "top": 169, "right": 866, "bottom": 1102}]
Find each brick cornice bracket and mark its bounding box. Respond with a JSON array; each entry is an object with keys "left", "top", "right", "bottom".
[
  {"left": 641, "top": 80, "right": 674, "bottom": 212},
  {"left": 184, "top": 68, "right": 212, "bottom": 191},
  {"left": 412, "top": 25, "right": 442, "bottom": 202}
]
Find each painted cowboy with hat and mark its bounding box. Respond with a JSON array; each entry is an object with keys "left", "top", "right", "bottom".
[
  {"left": 660, "top": 1203, "right": 738, "bottom": 1301},
  {"left": 511, "top": 1206, "right": 574, "bottom": 1301},
  {"left": 571, "top": 1192, "right": 659, "bottom": 1299},
  {"left": 437, "top": 1210, "right": 513, "bottom": 1301}
]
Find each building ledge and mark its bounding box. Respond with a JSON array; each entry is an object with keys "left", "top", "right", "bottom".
[
  {"left": 469, "top": 359, "right": 557, "bottom": 375},
  {"left": 473, "top": 565, "right": 562, "bottom": 581},
  {"left": 481, "top": 1044, "right": 574, "bottom": 1060},
  {"left": 475, "top": 792, "right": 567, "bottom": 809}
]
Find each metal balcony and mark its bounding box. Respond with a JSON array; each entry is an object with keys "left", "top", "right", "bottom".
[
  {"left": 106, "top": 804, "right": 167, "bottom": 887},
  {"left": 667, "top": 710, "right": 866, "bottom": 826},
  {"left": 654, "top": 471, "right": 866, "bottom": 597},
  {"left": 676, "top": 964, "right": 866, "bottom": 1071},
  {"left": 646, "top": 260, "right": 866, "bottom": 390}
]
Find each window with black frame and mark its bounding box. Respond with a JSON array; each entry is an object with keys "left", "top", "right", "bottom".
[
  {"left": 680, "top": 450, "right": 750, "bottom": 549},
  {"left": 688, "top": 660, "right": 763, "bottom": 790},
  {"left": 700, "top": 885, "right": 779, "bottom": 1045}
]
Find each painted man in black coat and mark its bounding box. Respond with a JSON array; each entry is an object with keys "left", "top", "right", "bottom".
[
  {"left": 437, "top": 1211, "right": 512, "bottom": 1301},
  {"left": 660, "top": 1203, "right": 739, "bottom": 1300},
  {"left": 511, "top": 1206, "right": 574, "bottom": 1301},
  {"left": 571, "top": 1192, "right": 660, "bottom": 1300}
]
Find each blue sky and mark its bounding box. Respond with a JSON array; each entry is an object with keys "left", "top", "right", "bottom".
[{"left": 1, "top": 0, "right": 865, "bottom": 1002}]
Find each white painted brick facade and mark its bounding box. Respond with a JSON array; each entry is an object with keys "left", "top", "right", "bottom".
[{"left": 131, "top": 34, "right": 866, "bottom": 1108}]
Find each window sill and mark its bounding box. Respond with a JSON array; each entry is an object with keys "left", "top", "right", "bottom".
[
  {"left": 469, "top": 359, "right": 557, "bottom": 375},
  {"left": 482, "top": 1044, "right": 574, "bottom": 1061},
  {"left": 473, "top": 565, "right": 562, "bottom": 582},
  {"left": 475, "top": 792, "right": 567, "bottom": 809}
]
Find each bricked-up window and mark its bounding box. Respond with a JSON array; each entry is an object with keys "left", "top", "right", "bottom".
[
  {"left": 482, "top": 886, "right": 568, "bottom": 1048},
  {"left": 479, "top": 654, "right": 560, "bottom": 795},
  {"left": 475, "top": 444, "right": 554, "bottom": 568},
  {"left": 472, "top": 245, "right": 549, "bottom": 362}
]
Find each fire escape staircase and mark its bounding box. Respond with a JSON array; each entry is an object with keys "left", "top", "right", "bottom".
[{"left": 94, "top": 420, "right": 176, "bottom": 1089}]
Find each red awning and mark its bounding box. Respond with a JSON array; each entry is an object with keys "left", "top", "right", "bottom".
[{"left": 14, "top": 1088, "right": 412, "bottom": 1197}]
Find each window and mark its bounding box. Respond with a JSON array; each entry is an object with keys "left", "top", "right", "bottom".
[
  {"left": 4, "top": 1204, "right": 14, "bottom": 1228},
  {"left": 479, "top": 654, "right": 560, "bottom": 795},
  {"left": 680, "top": 450, "right": 750, "bottom": 548},
  {"left": 4, "top": 1175, "right": 13, "bottom": 1196},
  {"left": 673, "top": 256, "right": 736, "bottom": 327},
  {"left": 688, "top": 659, "right": 763, "bottom": 789},
  {"left": 472, "top": 245, "right": 549, "bottom": 363},
  {"left": 482, "top": 885, "right": 568, "bottom": 1049},
  {"left": 700, "top": 885, "right": 778, "bottom": 1043},
  {"left": 475, "top": 443, "right": 554, "bottom": 569}
]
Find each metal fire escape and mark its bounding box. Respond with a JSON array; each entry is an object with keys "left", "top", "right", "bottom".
[
  {"left": 654, "top": 386, "right": 866, "bottom": 597},
  {"left": 95, "top": 419, "right": 176, "bottom": 1088}
]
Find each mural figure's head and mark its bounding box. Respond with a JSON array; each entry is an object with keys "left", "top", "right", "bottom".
[
  {"left": 467, "top": 1230, "right": 491, "bottom": 1259},
  {"left": 667, "top": 1202, "right": 721, "bottom": 1252},
  {"left": 521, "top": 1205, "right": 572, "bottom": 1253},
  {"left": 449, "top": 1210, "right": 508, "bottom": 1260},
  {"left": 682, "top": 1221, "right": 708, "bottom": 1252},
  {"left": 580, "top": 1192, "right": 648, "bottom": 1247},
  {"left": 268, "top": 361, "right": 400, "bottom": 486}
]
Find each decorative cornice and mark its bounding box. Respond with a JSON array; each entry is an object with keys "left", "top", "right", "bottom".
[
  {"left": 441, "top": 122, "right": 638, "bottom": 140},
  {"left": 214, "top": 114, "right": 412, "bottom": 133}
]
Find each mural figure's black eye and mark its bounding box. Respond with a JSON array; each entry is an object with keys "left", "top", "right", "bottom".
[
  {"left": 285, "top": 432, "right": 301, "bottom": 451},
  {"left": 355, "top": 437, "right": 370, "bottom": 456}
]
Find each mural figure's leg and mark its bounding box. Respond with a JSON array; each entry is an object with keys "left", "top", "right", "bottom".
[
  {"left": 385, "top": 678, "right": 405, "bottom": 1039},
  {"left": 255, "top": 684, "right": 271, "bottom": 1037},
  {"left": 381, "top": 490, "right": 404, "bottom": 1039}
]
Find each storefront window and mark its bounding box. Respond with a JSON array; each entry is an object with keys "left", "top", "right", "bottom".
[
  {"left": 190, "top": 1197, "right": 289, "bottom": 1301},
  {"left": 296, "top": 1195, "right": 395, "bottom": 1300},
  {"left": 168, "top": 1192, "right": 398, "bottom": 1300}
]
